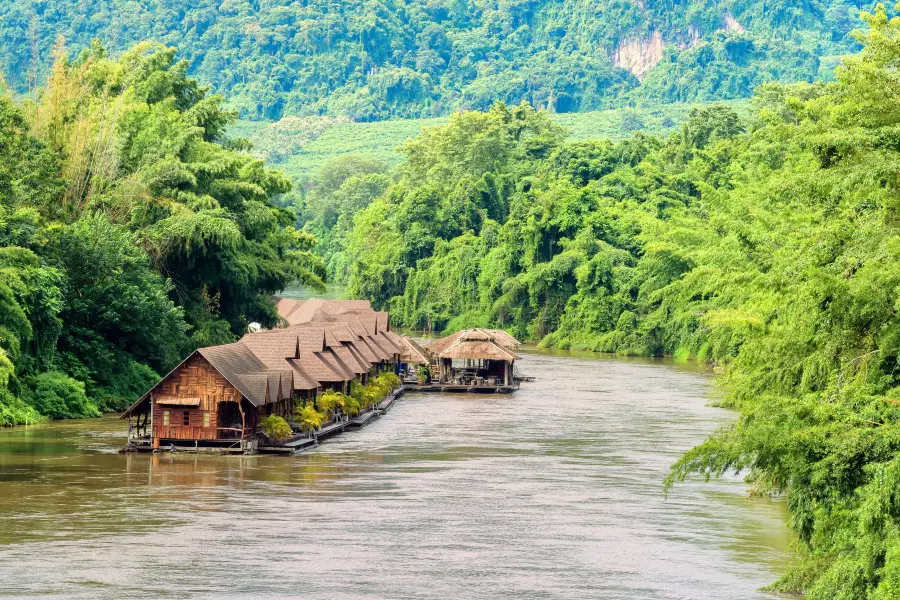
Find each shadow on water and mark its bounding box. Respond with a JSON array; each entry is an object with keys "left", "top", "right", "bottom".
[{"left": 0, "top": 350, "right": 792, "bottom": 599}]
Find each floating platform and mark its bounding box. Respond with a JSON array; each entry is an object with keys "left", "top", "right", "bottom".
[
  {"left": 377, "top": 387, "right": 404, "bottom": 413},
  {"left": 121, "top": 386, "right": 406, "bottom": 454},
  {"left": 411, "top": 383, "right": 518, "bottom": 394},
  {"left": 258, "top": 435, "right": 317, "bottom": 454},
  {"left": 348, "top": 409, "right": 379, "bottom": 428},
  {"left": 315, "top": 420, "right": 348, "bottom": 440}
]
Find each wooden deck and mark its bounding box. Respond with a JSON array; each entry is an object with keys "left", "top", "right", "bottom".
[
  {"left": 121, "top": 435, "right": 248, "bottom": 453},
  {"left": 348, "top": 409, "right": 379, "bottom": 428},
  {"left": 315, "top": 420, "right": 348, "bottom": 440},
  {"left": 411, "top": 382, "right": 519, "bottom": 394},
  {"left": 259, "top": 435, "right": 318, "bottom": 454},
  {"left": 377, "top": 387, "right": 404, "bottom": 413}
]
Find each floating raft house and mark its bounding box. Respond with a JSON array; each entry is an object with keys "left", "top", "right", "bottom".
[{"left": 418, "top": 328, "right": 523, "bottom": 393}]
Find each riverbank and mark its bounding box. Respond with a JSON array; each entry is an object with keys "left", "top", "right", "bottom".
[{"left": 0, "top": 350, "right": 790, "bottom": 599}]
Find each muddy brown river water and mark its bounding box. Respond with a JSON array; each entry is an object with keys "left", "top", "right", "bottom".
[{"left": 0, "top": 348, "right": 791, "bottom": 599}]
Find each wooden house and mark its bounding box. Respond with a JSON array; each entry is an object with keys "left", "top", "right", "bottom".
[{"left": 122, "top": 300, "right": 402, "bottom": 452}]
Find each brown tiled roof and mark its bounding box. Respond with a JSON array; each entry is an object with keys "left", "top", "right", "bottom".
[
  {"left": 330, "top": 344, "right": 369, "bottom": 375},
  {"left": 293, "top": 324, "right": 327, "bottom": 353},
  {"left": 310, "top": 350, "right": 352, "bottom": 382},
  {"left": 345, "top": 342, "right": 374, "bottom": 369},
  {"left": 341, "top": 311, "right": 379, "bottom": 335},
  {"left": 377, "top": 331, "right": 402, "bottom": 354},
  {"left": 346, "top": 319, "right": 370, "bottom": 339},
  {"left": 357, "top": 335, "right": 390, "bottom": 362},
  {"left": 369, "top": 333, "right": 397, "bottom": 358},
  {"left": 237, "top": 329, "right": 320, "bottom": 390},
  {"left": 274, "top": 297, "right": 375, "bottom": 326},
  {"left": 199, "top": 344, "right": 296, "bottom": 406}
]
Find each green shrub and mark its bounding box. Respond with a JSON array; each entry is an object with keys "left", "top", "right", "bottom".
[
  {"left": 22, "top": 371, "right": 100, "bottom": 420},
  {"left": 259, "top": 414, "right": 292, "bottom": 440},
  {"left": 294, "top": 403, "right": 325, "bottom": 433}
]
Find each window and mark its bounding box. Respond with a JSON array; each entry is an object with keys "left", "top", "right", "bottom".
[
  {"left": 203, "top": 412, "right": 210, "bottom": 428},
  {"left": 183, "top": 411, "right": 190, "bottom": 426},
  {"left": 162, "top": 410, "right": 169, "bottom": 426}
]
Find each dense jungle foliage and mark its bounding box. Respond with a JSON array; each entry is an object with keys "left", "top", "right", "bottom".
[
  {"left": 313, "top": 7, "right": 900, "bottom": 596},
  {"left": 0, "top": 43, "right": 323, "bottom": 425},
  {"left": 2, "top": 0, "right": 865, "bottom": 120}
]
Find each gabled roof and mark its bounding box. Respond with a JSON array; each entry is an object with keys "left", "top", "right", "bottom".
[
  {"left": 398, "top": 335, "right": 434, "bottom": 365},
  {"left": 237, "top": 329, "right": 320, "bottom": 390},
  {"left": 330, "top": 344, "right": 369, "bottom": 375},
  {"left": 369, "top": 332, "right": 398, "bottom": 358},
  {"left": 199, "top": 344, "right": 295, "bottom": 406},
  {"left": 275, "top": 297, "right": 375, "bottom": 326},
  {"left": 341, "top": 311, "right": 379, "bottom": 336},
  {"left": 377, "top": 331, "right": 402, "bottom": 354}
]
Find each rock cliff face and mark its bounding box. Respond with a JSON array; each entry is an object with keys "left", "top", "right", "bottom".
[
  {"left": 724, "top": 12, "right": 745, "bottom": 33},
  {"left": 615, "top": 13, "right": 746, "bottom": 79},
  {"left": 613, "top": 30, "right": 664, "bottom": 80}
]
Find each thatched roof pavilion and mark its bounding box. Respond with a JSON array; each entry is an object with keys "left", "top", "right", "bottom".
[
  {"left": 432, "top": 329, "right": 521, "bottom": 386},
  {"left": 426, "top": 328, "right": 520, "bottom": 355},
  {"left": 439, "top": 331, "right": 521, "bottom": 362}
]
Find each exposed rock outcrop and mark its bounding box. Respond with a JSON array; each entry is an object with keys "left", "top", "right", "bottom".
[
  {"left": 724, "top": 12, "right": 745, "bottom": 33},
  {"left": 613, "top": 30, "right": 664, "bottom": 80}
]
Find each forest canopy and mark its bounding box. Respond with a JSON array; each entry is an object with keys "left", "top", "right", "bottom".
[
  {"left": 0, "top": 42, "right": 322, "bottom": 425},
  {"left": 1, "top": 0, "right": 866, "bottom": 120}
]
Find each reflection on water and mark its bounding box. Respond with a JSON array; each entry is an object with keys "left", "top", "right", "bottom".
[
  {"left": 279, "top": 283, "right": 347, "bottom": 300},
  {"left": 0, "top": 350, "right": 791, "bottom": 599}
]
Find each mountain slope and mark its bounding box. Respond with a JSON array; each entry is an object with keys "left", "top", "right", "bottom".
[{"left": 2, "top": 0, "right": 863, "bottom": 120}]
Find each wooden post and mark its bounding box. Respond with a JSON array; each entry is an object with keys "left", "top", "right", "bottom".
[{"left": 238, "top": 400, "right": 246, "bottom": 441}]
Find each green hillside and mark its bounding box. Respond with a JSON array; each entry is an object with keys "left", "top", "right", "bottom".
[
  {"left": 2, "top": 0, "right": 863, "bottom": 120},
  {"left": 232, "top": 100, "right": 750, "bottom": 180}
]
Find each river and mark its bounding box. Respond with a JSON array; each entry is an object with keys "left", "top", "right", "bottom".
[{"left": 0, "top": 348, "right": 791, "bottom": 599}]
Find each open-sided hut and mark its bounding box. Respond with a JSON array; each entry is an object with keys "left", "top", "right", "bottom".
[{"left": 431, "top": 329, "right": 521, "bottom": 390}]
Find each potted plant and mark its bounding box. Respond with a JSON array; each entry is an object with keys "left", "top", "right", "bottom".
[{"left": 417, "top": 366, "right": 431, "bottom": 385}]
